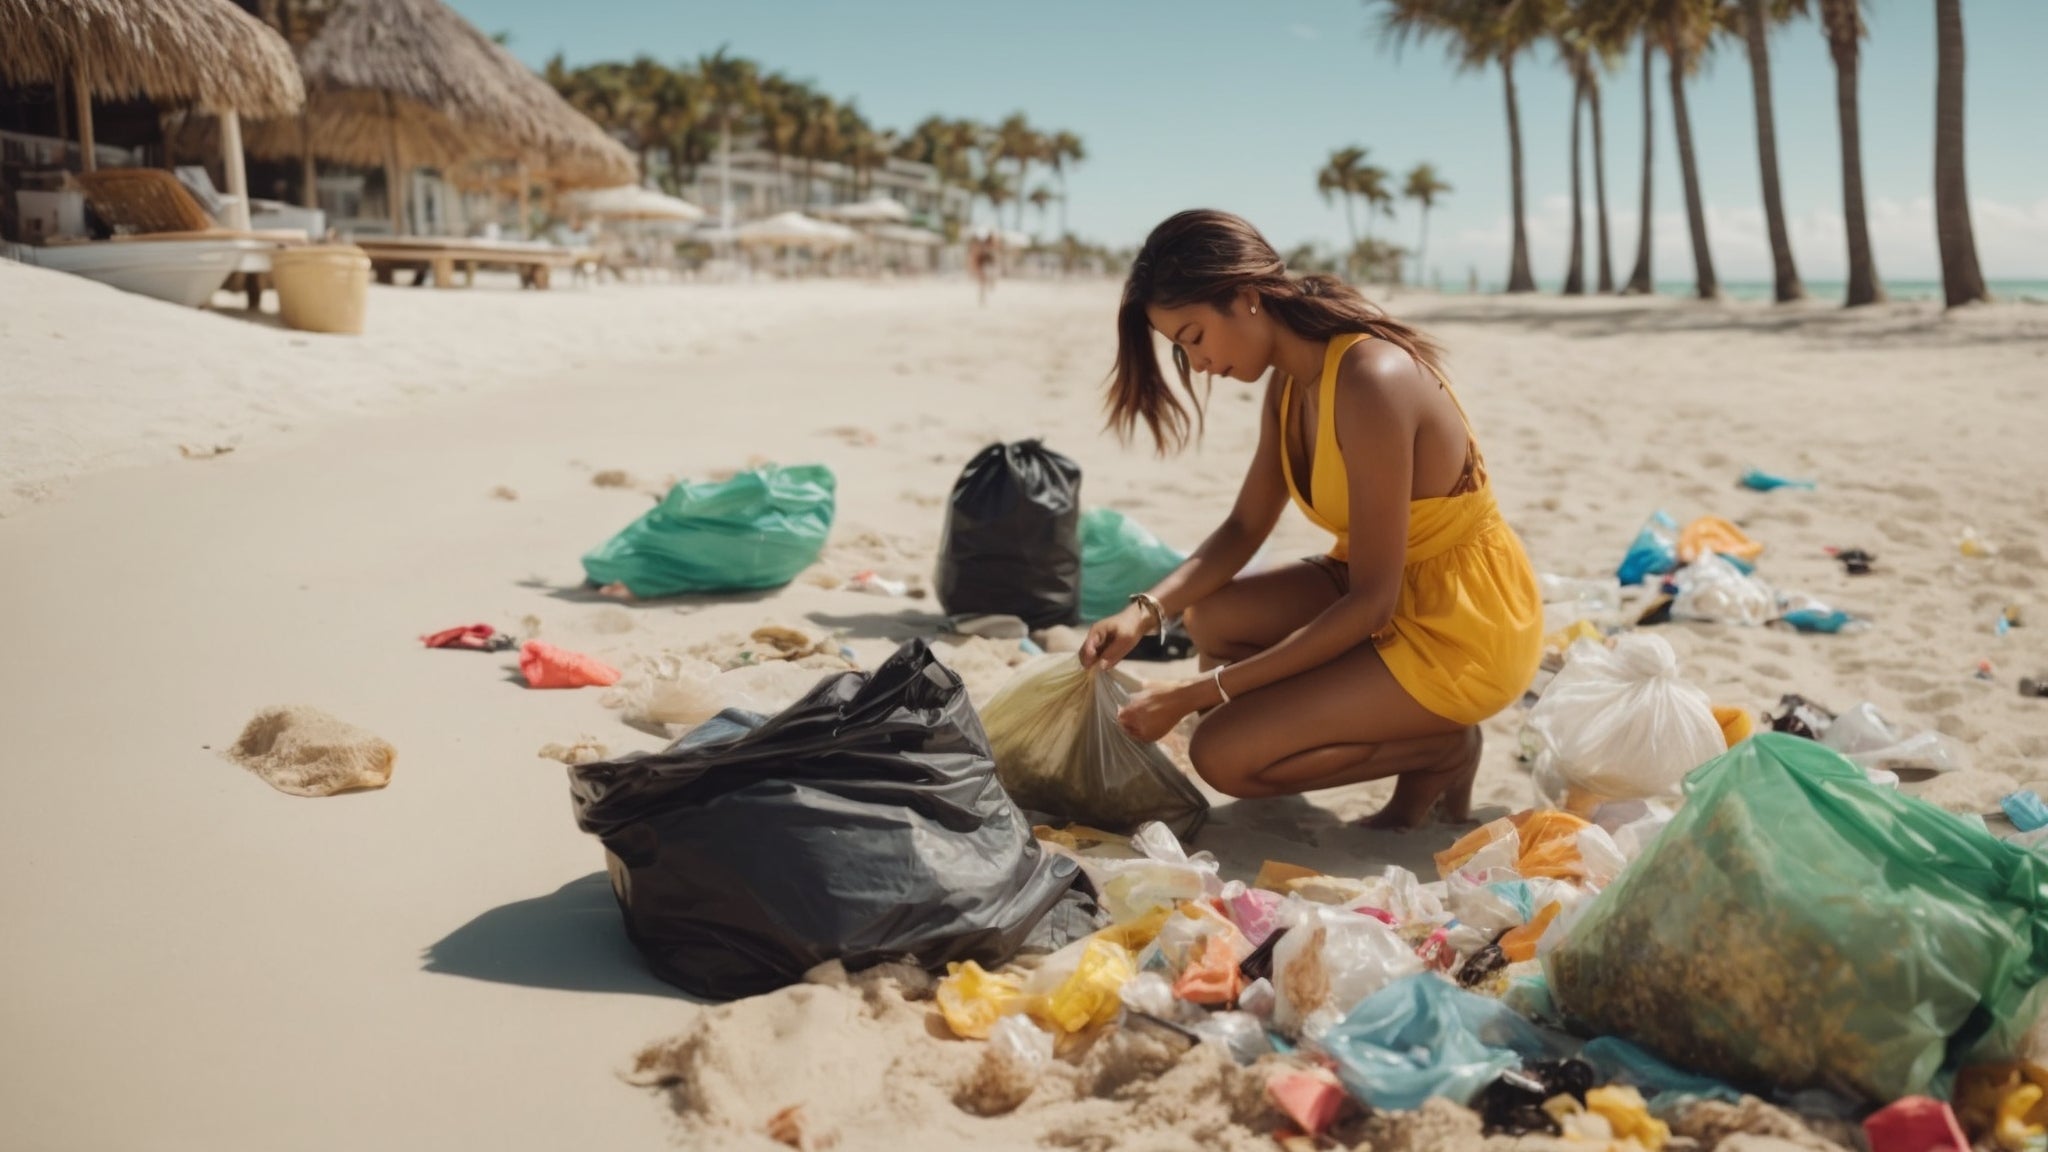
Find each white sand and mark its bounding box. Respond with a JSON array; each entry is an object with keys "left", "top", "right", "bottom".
[{"left": 2, "top": 260, "right": 2046, "bottom": 1149}]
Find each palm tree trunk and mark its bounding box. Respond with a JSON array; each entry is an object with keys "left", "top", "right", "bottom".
[
  {"left": 1564, "top": 74, "right": 1587, "bottom": 295},
  {"left": 1418, "top": 206, "right": 1431, "bottom": 288},
  {"left": 1826, "top": 16, "right": 1884, "bottom": 305},
  {"left": 1934, "top": 0, "right": 1989, "bottom": 307},
  {"left": 1057, "top": 171, "right": 1068, "bottom": 238},
  {"left": 1668, "top": 37, "right": 1718, "bottom": 300},
  {"left": 1625, "top": 34, "right": 1655, "bottom": 294},
  {"left": 718, "top": 116, "right": 733, "bottom": 228},
  {"left": 1590, "top": 75, "right": 1614, "bottom": 293},
  {"left": 1502, "top": 53, "right": 1536, "bottom": 293},
  {"left": 1743, "top": 0, "right": 1804, "bottom": 302}
]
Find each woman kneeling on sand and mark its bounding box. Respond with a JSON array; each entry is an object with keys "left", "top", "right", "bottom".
[{"left": 1080, "top": 210, "right": 1543, "bottom": 829}]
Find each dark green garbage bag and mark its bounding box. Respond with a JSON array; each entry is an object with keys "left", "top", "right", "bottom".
[
  {"left": 1545, "top": 732, "right": 2048, "bottom": 1104},
  {"left": 1079, "top": 508, "right": 1186, "bottom": 623},
  {"left": 582, "top": 464, "right": 835, "bottom": 598}
]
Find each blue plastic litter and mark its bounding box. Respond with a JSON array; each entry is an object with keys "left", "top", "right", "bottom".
[
  {"left": 1581, "top": 1037, "right": 1742, "bottom": 1104},
  {"left": 2004, "top": 791, "right": 2048, "bottom": 833},
  {"left": 1717, "top": 552, "right": 1757, "bottom": 575},
  {"left": 1018, "top": 637, "right": 1046, "bottom": 657},
  {"left": 1781, "top": 608, "right": 1858, "bottom": 634},
  {"left": 1617, "top": 511, "right": 1681, "bottom": 586},
  {"left": 1741, "top": 468, "right": 1817, "bottom": 492},
  {"left": 1319, "top": 974, "right": 1576, "bottom": 1110}
]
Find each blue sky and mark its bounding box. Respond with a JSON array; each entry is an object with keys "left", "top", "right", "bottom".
[{"left": 457, "top": 0, "right": 2048, "bottom": 282}]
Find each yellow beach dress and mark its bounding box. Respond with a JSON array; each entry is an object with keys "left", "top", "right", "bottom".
[{"left": 1278, "top": 333, "right": 1544, "bottom": 726}]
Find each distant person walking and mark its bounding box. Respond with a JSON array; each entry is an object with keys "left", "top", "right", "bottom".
[{"left": 970, "top": 231, "right": 1000, "bottom": 305}]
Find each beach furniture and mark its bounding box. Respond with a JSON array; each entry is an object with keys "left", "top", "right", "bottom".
[{"left": 351, "top": 235, "right": 579, "bottom": 289}]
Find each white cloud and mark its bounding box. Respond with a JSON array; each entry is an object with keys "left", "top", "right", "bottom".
[{"left": 1424, "top": 194, "right": 2048, "bottom": 287}]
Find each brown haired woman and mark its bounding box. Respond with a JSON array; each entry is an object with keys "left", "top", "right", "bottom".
[{"left": 1079, "top": 210, "right": 1543, "bottom": 829}]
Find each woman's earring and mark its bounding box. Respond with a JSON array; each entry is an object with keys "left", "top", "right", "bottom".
[{"left": 1251, "top": 305, "right": 1258, "bottom": 314}]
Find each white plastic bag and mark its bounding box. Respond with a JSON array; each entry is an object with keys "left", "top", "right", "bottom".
[
  {"left": 987, "top": 1013, "right": 1055, "bottom": 1073},
  {"left": 1671, "top": 553, "right": 1777, "bottom": 626},
  {"left": 980, "top": 653, "right": 1209, "bottom": 838},
  {"left": 1272, "top": 903, "right": 1425, "bottom": 1040},
  {"left": 1821, "top": 702, "right": 1969, "bottom": 777},
  {"left": 1069, "top": 821, "right": 1221, "bottom": 923},
  {"left": 1539, "top": 573, "right": 1625, "bottom": 632},
  {"left": 1526, "top": 634, "right": 1726, "bottom": 803}
]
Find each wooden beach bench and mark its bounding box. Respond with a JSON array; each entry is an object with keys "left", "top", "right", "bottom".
[{"left": 352, "top": 237, "right": 579, "bottom": 290}]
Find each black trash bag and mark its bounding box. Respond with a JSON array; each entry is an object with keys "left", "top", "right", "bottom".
[
  {"left": 568, "top": 639, "right": 1092, "bottom": 1000},
  {"left": 936, "top": 440, "right": 1083, "bottom": 630}
]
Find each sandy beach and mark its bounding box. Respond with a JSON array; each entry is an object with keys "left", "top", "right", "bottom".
[{"left": 4, "top": 263, "right": 2048, "bottom": 1150}]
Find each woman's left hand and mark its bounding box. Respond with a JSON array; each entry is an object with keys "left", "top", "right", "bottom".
[{"left": 1117, "top": 680, "right": 1203, "bottom": 744}]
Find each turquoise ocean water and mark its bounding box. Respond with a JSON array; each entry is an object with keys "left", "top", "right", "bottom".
[{"left": 1432, "top": 278, "right": 2048, "bottom": 303}]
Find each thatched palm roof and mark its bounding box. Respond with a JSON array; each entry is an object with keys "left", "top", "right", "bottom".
[
  {"left": 0, "top": 0, "right": 304, "bottom": 117},
  {"left": 235, "top": 0, "right": 632, "bottom": 187}
]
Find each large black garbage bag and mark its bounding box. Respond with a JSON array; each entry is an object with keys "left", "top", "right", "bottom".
[
  {"left": 936, "top": 440, "right": 1083, "bottom": 629},
  {"left": 568, "top": 639, "right": 1091, "bottom": 1000}
]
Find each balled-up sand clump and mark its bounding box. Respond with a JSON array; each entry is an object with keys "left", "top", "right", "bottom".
[{"left": 224, "top": 706, "right": 395, "bottom": 797}]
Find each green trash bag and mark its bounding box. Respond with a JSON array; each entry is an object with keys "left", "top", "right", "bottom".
[
  {"left": 581, "top": 465, "right": 835, "bottom": 598},
  {"left": 1079, "top": 508, "right": 1185, "bottom": 623},
  {"left": 1545, "top": 732, "right": 2048, "bottom": 1104}
]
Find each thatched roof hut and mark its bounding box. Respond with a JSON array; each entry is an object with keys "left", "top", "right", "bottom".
[
  {"left": 0, "top": 0, "right": 304, "bottom": 118},
  {"left": 236, "top": 0, "right": 631, "bottom": 189}
]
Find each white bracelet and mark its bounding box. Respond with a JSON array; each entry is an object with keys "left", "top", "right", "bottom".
[{"left": 1212, "top": 665, "right": 1232, "bottom": 705}]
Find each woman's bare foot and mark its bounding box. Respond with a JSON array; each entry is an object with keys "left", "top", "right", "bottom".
[{"left": 1358, "top": 728, "right": 1483, "bottom": 831}]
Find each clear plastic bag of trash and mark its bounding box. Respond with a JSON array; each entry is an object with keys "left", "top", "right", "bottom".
[
  {"left": 1066, "top": 821, "right": 1222, "bottom": 923},
  {"left": 1820, "top": 702, "right": 1968, "bottom": 777},
  {"left": 1273, "top": 903, "right": 1426, "bottom": 1040},
  {"left": 1539, "top": 573, "right": 1625, "bottom": 632},
  {"left": 1671, "top": 552, "right": 1777, "bottom": 626},
  {"left": 987, "top": 1013, "right": 1055, "bottom": 1073},
  {"left": 1545, "top": 733, "right": 2048, "bottom": 1103},
  {"left": 1188, "top": 1011, "right": 1275, "bottom": 1065},
  {"left": 1526, "top": 634, "right": 1725, "bottom": 804},
  {"left": 981, "top": 653, "right": 1209, "bottom": 838}
]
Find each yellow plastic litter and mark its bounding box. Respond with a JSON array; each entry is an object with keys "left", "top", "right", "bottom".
[
  {"left": 1089, "top": 907, "right": 1173, "bottom": 952},
  {"left": 1500, "top": 901, "right": 1561, "bottom": 963},
  {"left": 1585, "top": 1084, "right": 1670, "bottom": 1151},
  {"left": 1545, "top": 619, "right": 1605, "bottom": 654},
  {"left": 1956, "top": 1062, "right": 2048, "bottom": 1151},
  {"left": 935, "top": 960, "right": 1027, "bottom": 1039},
  {"left": 1029, "top": 938, "right": 1137, "bottom": 1035},
  {"left": 1678, "top": 516, "right": 1764, "bottom": 565},
  {"left": 1713, "top": 704, "right": 1755, "bottom": 749}
]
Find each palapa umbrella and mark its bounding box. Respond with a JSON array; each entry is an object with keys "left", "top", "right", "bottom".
[
  {"left": 735, "top": 211, "right": 857, "bottom": 250},
  {"left": 185, "top": 0, "right": 633, "bottom": 234},
  {"left": 0, "top": 0, "right": 303, "bottom": 229},
  {"left": 566, "top": 184, "right": 704, "bottom": 224},
  {"left": 819, "top": 195, "right": 911, "bottom": 224}
]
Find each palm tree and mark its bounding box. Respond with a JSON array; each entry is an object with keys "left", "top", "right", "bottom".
[
  {"left": 1665, "top": 4, "right": 1720, "bottom": 299},
  {"left": 1045, "top": 130, "right": 1086, "bottom": 240},
  {"left": 1817, "top": 0, "right": 1883, "bottom": 305},
  {"left": 1734, "top": 0, "right": 1806, "bottom": 301},
  {"left": 1934, "top": 0, "right": 1989, "bottom": 307},
  {"left": 1026, "top": 185, "right": 1056, "bottom": 239},
  {"left": 1374, "top": 0, "right": 1554, "bottom": 293},
  {"left": 1578, "top": 15, "right": 1625, "bottom": 293},
  {"left": 755, "top": 73, "right": 806, "bottom": 212},
  {"left": 792, "top": 91, "right": 840, "bottom": 211},
  {"left": 1403, "top": 164, "right": 1453, "bottom": 287},
  {"left": 992, "top": 113, "right": 1042, "bottom": 233},
  {"left": 1624, "top": 28, "right": 1656, "bottom": 293},
  {"left": 1357, "top": 162, "right": 1396, "bottom": 245},
  {"left": 975, "top": 166, "right": 1014, "bottom": 232},
  {"left": 1317, "top": 146, "right": 1367, "bottom": 255},
  {"left": 697, "top": 47, "right": 761, "bottom": 225},
  {"left": 1557, "top": 28, "right": 1594, "bottom": 295}
]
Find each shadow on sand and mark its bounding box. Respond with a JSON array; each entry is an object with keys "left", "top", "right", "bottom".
[{"left": 423, "top": 871, "right": 695, "bottom": 1001}]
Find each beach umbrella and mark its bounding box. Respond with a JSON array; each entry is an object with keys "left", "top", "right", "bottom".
[
  {"left": 820, "top": 195, "right": 910, "bottom": 224},
  {"left": 0, "top": 0, "right": 304, "bottom": 229},
  {"left": 735, "top": 211, "right": 856, "bottom": 250},
  {"left": 567, "top": 184, "right": 704, "bottom": 224},
  {"left": 871, "top": 223, "right": 942, "bottom": 246},
  {"left": 177, "top": 0, "right": 633, "bottom": 234}
]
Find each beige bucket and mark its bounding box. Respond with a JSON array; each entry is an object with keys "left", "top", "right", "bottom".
[{"left": 271, "top": 244, "right": 371, "bottom": 335}]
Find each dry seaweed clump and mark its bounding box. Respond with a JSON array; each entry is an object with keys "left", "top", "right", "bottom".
[{"left": 1545, "top": 796, "right": 1885, "bottom": 1100}]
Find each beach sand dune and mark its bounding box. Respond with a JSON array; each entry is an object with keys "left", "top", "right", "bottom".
[{"left": 1, "top": 263, "right": 2044, "bottom": 1148}]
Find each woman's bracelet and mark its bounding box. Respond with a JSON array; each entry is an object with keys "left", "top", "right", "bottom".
[
  {"left": 1128, "top": 593, "right": 1166, "bottom": 638},
  {"left": 1212, "top": 665, "right": 1232, "bottom": 705}
]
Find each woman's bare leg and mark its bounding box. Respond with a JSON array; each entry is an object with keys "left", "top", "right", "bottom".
[
  {"left": 1179, "top": 561, "right": 1343, "bottom": 669},
  {"left": 1186, "top": 641, "right": 1478, "bottom": 829}
]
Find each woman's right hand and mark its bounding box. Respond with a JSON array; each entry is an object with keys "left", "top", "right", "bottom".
[{"left": 1080, "top": 604, "right": 1150, "bottom": 669}]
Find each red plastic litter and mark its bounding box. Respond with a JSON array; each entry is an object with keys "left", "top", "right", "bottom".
[
  {"left": 519, "top": 641, "right": 621, "bottom": 689},
  {"left": 1268, "top": 1071, "right": 1348, "bottom": 1138},
  {"left": 1862, "top": 1096, "right": 1969, "bottom": 1152},
  {"left": 421, "top": 623, "right": 499, "bottom": 650}
]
